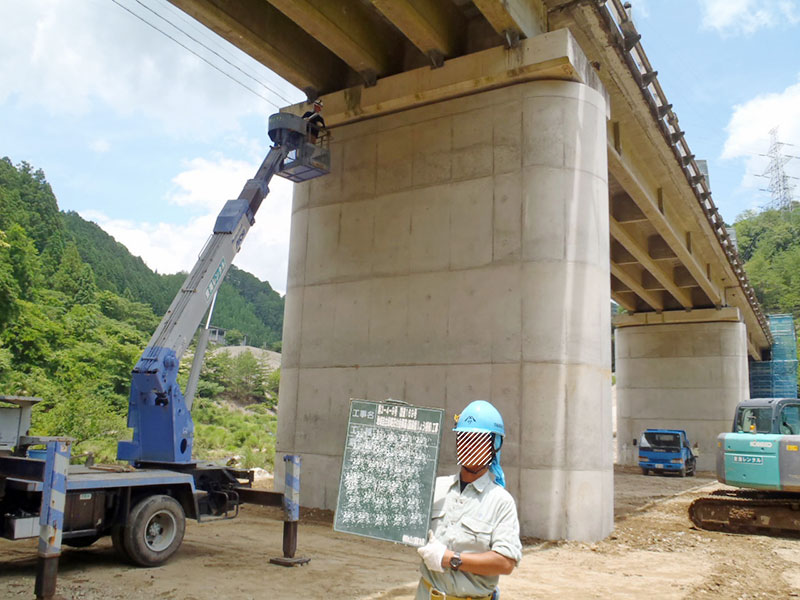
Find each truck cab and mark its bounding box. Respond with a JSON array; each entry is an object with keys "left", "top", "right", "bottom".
[{"left": 638, "top": 429, "right": 696, "bottom": 477}]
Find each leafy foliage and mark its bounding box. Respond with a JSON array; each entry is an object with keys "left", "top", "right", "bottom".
[
  {"left": 734, "top": 205, "right": 800, "bottom": 358},
  {"left": 60, "top": 210, "right": 285, "bottom": 347},
  {"left": 0, "top": 158, "right": 281, "bottom": 469},
  {"left": 735, "top": 206, "right": 800, "bottom": 316},
  {"left": 194, "top": 349, "right": 276, "bottom": 407},
  {"left": 0, "top": 230, "right": 20, "bottom": 327}
]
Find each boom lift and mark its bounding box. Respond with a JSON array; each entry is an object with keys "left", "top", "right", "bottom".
[
  {"left": 689, "top": 397, "right": 800, "bottom": 536},
  {"left": 0, "top": 113, "right": 328, "bottom": 569}
]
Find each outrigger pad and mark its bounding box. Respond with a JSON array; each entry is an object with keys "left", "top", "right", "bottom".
[{"left": 269, "top": 556, "right": 311, "bottom": 567}]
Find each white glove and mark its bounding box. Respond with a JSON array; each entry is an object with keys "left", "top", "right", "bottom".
[{"left": 417, "top": 530, "right": 446, "bottom": 573}]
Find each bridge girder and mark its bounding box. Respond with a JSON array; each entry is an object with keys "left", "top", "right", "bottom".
[{"left": 167, "top": 0, "right": 772, "bottom": 358}]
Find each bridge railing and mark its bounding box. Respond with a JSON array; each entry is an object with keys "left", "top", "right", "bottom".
[{"left": 597, "top": 0, "right": 772, "bottom": 344}]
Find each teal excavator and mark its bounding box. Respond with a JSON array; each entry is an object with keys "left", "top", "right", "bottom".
[{"left": 689, "top": 397, "right": 800, "bottom": 536}]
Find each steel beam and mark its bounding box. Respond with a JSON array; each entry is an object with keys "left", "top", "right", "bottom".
[
  {"left": 0, "top": 455, "right": 45, "bottom": 482},
  {"left": 235, "top": 488, "right": 283, "bottom": 507}
]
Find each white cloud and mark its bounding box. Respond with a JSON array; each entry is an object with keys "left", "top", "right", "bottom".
[
  {"left": 90, "top": 139, "right": 111, "bottom": 153},
  {"left": 721, "top": 77, "right": 800, "bottom": 198},
  {"left": 700, "top": 0, "right": 800, "bottom": 35},
  {"left": 0, "top": 0, "right": 302, "bottom": 137},
  {"left": 82, "top": 155, "right": 295, "bottom": 293},
  {"left": 169, "top": 157, "right": 259, "bottom": 211}
]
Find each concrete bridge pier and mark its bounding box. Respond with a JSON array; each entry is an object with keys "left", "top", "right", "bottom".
[
  {"left": 276, "top": 74, "right": 613, "bottom": 542},
  {"left": 614, "top": 309, "right": 750, "bottom": 471}
]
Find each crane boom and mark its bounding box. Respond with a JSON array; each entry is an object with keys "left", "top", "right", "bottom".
[
  {"left": 145, "top": 147, "right": 287, "bottom": 362},
  {"left": 118, "top": 112, "right": 329, "bottom": 465}
]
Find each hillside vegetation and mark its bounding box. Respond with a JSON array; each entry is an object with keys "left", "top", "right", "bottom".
[
  {"left": 734, "top": 204, "right": 800, "bottom": 356},
  {"left": 0, "top": 157, "right": 280, "bottom": 468}
]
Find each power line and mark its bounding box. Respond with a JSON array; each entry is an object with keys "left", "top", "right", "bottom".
[
  {"left": 109, "top": 0, "right": 287, "bottom": 109},
  {"left": 130, "top": 0, "right": 294, "bottom": 106},
  {"left": 159, "top": 1, "right": 270, "bottom": 82}
]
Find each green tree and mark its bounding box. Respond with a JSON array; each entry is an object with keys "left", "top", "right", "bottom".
[
  {"left": 0, "top": 156, "right": 283, "bottom": 466},
  {"left": 1, "top": 299, "right": 64, "bottom": 367},
  {"left": 53, "top": 242, "right": 84, "bottom": 298},
  {"left": 225, "top": 328, "right": 244, "bottom": 346},
  {"left": 265, "top": 367, "right": 280, "bottom": 401},
  {"left": 74, "top": 263, "right": 98, "bottom": 305},
  {"left": 0, "top": 230, "right": 20, "bottom": 327},
  {"left": 227, "top": 350, "right": 267, "bottom": 403},
  {"left": 734, "top": 205, "right": 800, "bottom": 361},
  {"left": 5, "top": 223, "right": 42, "bottom": 299}
]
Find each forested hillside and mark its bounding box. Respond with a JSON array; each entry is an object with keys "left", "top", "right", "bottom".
[
  {"left": 59, "top": 210, "right": 284, "bottom": 347},
  {"left": 0, "top": 157, "right": 281, "bottom": 468},
  {"left": 735, "top": 206, "right": 800, "bottom": 315},
  {"left": 734, "top": 204, "right": 800, "bottom": 356}
]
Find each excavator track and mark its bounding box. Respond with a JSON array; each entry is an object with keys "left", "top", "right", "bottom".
[{"left": 689, "top": 489, "right": 800, "bottom": 537}]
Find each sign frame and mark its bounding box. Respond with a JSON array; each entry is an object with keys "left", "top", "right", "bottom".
[{"left": 334, "top": 399, "right": 444, "bottom": 546}]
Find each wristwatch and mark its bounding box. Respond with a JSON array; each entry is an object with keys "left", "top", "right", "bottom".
[{"left": 449, "top": 551, "right": 462, "bottom": 571}]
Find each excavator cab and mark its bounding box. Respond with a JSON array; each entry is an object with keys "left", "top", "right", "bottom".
[
  {"left": 268, "top": 112, "right": 331, "bottom": 183},
  {"left": 690, "top": 398, "right": 800, "bottom": 537}
]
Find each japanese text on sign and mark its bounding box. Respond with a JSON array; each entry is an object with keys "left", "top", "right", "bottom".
[{"left": 335, "top": 399, "right": 444, "bottom": 546}]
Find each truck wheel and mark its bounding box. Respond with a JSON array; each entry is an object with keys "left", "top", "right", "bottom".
[
  {"left": 111, "top": 525, "right": 131, "bottom": 561},
  {"left": 689, "top": 460, "right": 696, "bottom": 476},
  {"left": 123, "top": 495, "right": 185, "bottom": 567},
  {"left": 63, "top": 535, "right": 100, "bottom": 548},
  {"left": 641, "top": 468, "right": 649, "bottom": 475}
]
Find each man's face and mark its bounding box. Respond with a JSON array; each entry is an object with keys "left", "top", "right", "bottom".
[
  {"left": 456, "top": 431, "right": 493, "bottom": 469},
  {"left": 314, "top": 103, "right": 322, "bottom": 112}
]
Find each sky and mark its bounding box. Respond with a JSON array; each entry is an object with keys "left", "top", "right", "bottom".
[{"left": 1, "top": 0, "right": 799, "bottom": 294}]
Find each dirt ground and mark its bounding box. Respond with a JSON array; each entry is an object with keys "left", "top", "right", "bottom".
[{"left": 2, "top": 466, "right": 799, "bottom": 599}]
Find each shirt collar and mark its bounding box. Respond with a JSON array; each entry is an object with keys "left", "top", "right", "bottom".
[{"left": 453, "top": 470, "right": 493, "bottom": 493}]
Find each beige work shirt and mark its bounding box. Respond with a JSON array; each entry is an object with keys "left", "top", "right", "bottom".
[{"left": 415, "top": 472, "right": 522, "bottom": 599}]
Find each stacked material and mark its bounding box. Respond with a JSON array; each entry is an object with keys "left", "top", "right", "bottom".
[{"left": 750, "top": 314, "right": 798, "bottom": 399}]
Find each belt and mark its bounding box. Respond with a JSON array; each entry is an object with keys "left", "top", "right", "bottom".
[{"left": 421, "top": 578, "right": 494, "bottom": 600}]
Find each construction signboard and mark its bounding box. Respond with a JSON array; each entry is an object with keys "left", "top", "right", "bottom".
[{"left": 334, "top": 399, "right": 444, "bottom": 546}]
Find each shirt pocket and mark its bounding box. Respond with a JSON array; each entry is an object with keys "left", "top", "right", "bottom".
[
  {"left": 458, "top": 515, "right": 493, "bottom": 553},
  {"left": 430, "top": 508, "right": 446, "bottom": 537}
]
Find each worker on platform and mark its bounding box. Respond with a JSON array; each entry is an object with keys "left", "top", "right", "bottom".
[
  {"left": 416, "top": 400, "right": 522, "bottom": 600},
  {"left": 302, "top": 98, "right": 326, "bottom": 141}
]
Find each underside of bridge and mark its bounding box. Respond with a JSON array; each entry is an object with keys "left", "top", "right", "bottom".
[{"left": 169, "top": 0, "right": 773, "bottom": 540}]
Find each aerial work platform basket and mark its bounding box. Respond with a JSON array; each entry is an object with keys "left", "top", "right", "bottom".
[{"left": 267, "top": 112, "right": 330, "bottom": 183}]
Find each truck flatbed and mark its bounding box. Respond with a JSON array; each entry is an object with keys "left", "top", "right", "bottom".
[{"left": 5, "top": 464, "right": 196, "bottom": 494}]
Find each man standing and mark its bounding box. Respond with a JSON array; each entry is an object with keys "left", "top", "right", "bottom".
[
  {"left": 416, "top": 400, "right": 522, "bottom": 599},
  {"left": 301, "top": 98, "right": 326, "bottom": 140}
]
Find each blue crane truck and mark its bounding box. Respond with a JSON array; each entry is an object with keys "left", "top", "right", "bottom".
[
  {"left": 638, "top": 429, "right": 697, "bottom": 477},
  {"left": 689, "top": 397, "right": 800, "bottom": 536},
  {"left": 0, "top": 112, "right": 329, "bottom": 596}
]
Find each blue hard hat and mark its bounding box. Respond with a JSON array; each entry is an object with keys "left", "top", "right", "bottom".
[{"left": 453, "top": 400, "right": 505, "bottom": 438}]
